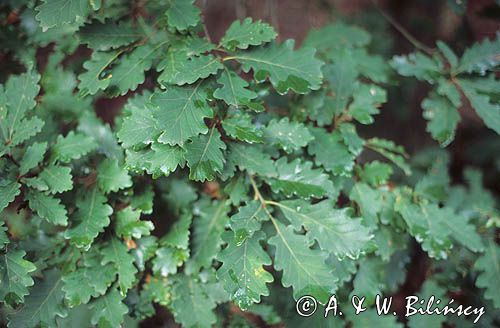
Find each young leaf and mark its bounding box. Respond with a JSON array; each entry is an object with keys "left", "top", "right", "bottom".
[{"left": 221, "top": 18, "right": 277, "bottom": 50}]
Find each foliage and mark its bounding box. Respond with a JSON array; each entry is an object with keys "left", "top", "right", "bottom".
[{"left": 0, "top": 1, "right": 499, "bottom": 327}]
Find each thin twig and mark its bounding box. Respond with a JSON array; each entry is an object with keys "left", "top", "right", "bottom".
[
  {"left": 248, "top": 175, "right": 266, "bottom": 206},
  {"left": 371, "top": 0, "right": 434, "bottom": 55}
]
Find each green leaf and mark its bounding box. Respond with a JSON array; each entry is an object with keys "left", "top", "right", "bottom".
[
  {"left": 346, "top": 308, "right": 403, "bottom": 328},
  {"left": 151, "top": 85, "right": 212, "bottom": 146},
  {"left": 303, "top": 22, "right": 371, "bottom": 50},
  {"left": 65, "top": 187, "right": 112, "bottom": 249},
  {"left": 269, "top": 158, "right": 334, "bottom": 199},
  {"left": 268, "top": 221, "right": 336, "bottom": 303},
  {"left": 62, "top": 258, "right": 116, "bottom": 307},
  {"left": 101, "top": 238, "right": 138, "bottom": 295},
  {"left": 78, "top": 50, "right": 118, "bottom": 96},
  {"left": 275, "top": 200, "right": 373, "bottom": 259},
  {"left": 459, "top": 79, "right": 500, "bottom": 134},
  {"left": 52, "top": 131, "right": 97, "bottom": 163},
  {"left": 228, "top": 143, "right": 277, "bottom": 177},
  {"left": 391, "top": 52, "right": 442, "bottom": 83},
  {"left": 90, "top": 289, "right": 129, "bottom": 328},
  {"left": 421, "top": 94, "right": 460, "bottom": 147},
  {"left": 0, "top": 72, "right": 41, "bottom": 146},
  {"left": 118, "top": 103, "right": 159, "bottom": 148},
  {"left": 166, "top": 0, "right": 201, "bottom": 31},
  {"left": 125, "top": 143, "right": 185, "bottom": 178},
  {"left": 474, "top": 240, "right": 500, "bottom": 308},
  {"left": 350, "top": 258, "right": 384, "bottom": 305},
  {"left": 357, "top": 161, "right": 393, "bottom": 186},
  {"left": 308, "top": 128, "right": 354, "bottom": 176},
  {"left": 349, "top": 183, "right": 383, "bottom": 227},
  {"left": 8, "top": 269, "right": 67, "bottom": 328},
  {"left": 232, "top": 39, "right": 323, "bottom": 94},
  {"left": 152, "top": 246, "right": 187, "bottom": 276},
  {"left": 38, "top": 165, "right": 73, "bottom": 194},
  {"left": 228, "top": 200, "right": 267, "bottom": 239},
  {"left": 185, "top": 127, "right": 227, "bottom": 181},
  {"left": 408, "top": 280, "right": 448, "bottom": 328},
  {"left": 19, "top": 142, "right": 47, "bottom": 175},
  {"left": 0, "top": 249, "right": 36, "bottom": 305},
  {"left": 25, "top": 190, "right": 68, "bottom": 226},
  {"left": 169, "top": 275, "right": 217, "bottom": 328},
  {"left": 115, "top": 207, "right": 154, "bottom": 239},
  {"left": 158, "top": 53, "right": 222, "bottom": 86},
  {"left": 0, "top": 222, "right": 8, "bottom": 248},
  {"left": 366, "top": 138, "right": 411, "bottom": 175},
  {"left": 348, "top": 84, "right": 387, "bottom": 125},
  {"left": 161, "top": 211, "right": 192, "bottom": 249},
  {"left": 222, "top": 111, "right": 263, "bottom": 144},
  {"left": 456, "top": 35, "right": 500, "bottom": 74},
  {"left": 214, "top": 68, "right": 258, "bottom": 108},
  {"left": 436, "top": 41, "right": 458, "bottom": 69},
  {"left": 35, "top": 0, "right": 90, "bottom": 31},
  {"left": 108, "top": 44, "right": 164, "bottom": 96},
  {"left": 264, "top": 118, "right": 313, "bottom": 153},
  {"left": 217, "top": 231, "right": 273, "bottom": 309},
  {"left": 97, "top": 158, "right": 132, "bottom": 193},
  {"left": 79, "top": 20, "right": 141, "bottom": 50},
  {"left": 188, "top": 198, "right": 229, "bottom": 272},
  {"left": 9, "top": 117, "right": 45, "bottom": 149},
  {"left": 221, "top": 18, "right": 277, "bottom": 50},
  {"left": 0, "top": 182, "right": 21, "bottom": 213},
  {"left": 338, "top": 123, "right": 365, "bottom": 156}
]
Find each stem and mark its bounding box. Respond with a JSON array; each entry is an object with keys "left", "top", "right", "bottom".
[
  {"left": 371, "top": 0, "right": 434, "bottom": 55},
  {"left": 248, "top": 175, "right": 266, "bottom": 205}
]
